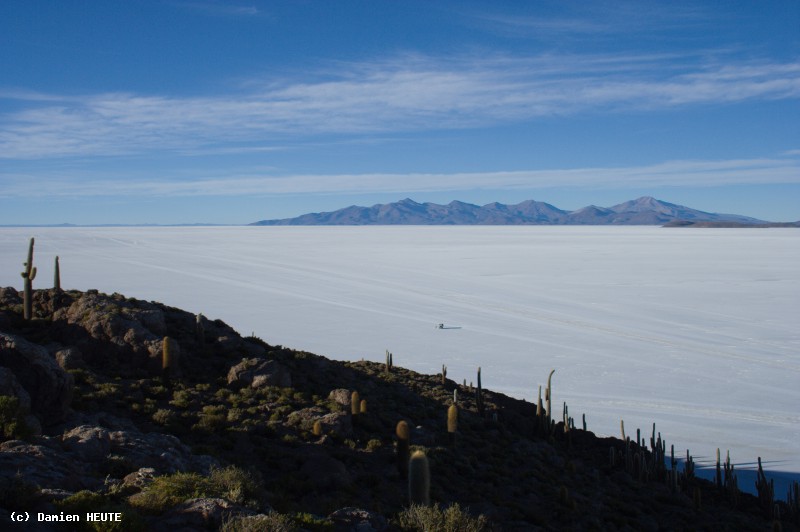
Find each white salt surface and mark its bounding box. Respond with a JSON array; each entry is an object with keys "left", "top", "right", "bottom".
[{"left": 1, "top": 226, "right": 798, "bottom": 492}]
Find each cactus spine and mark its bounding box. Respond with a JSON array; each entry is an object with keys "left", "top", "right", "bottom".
[
  {"left": 396, "top": 420, "right": 410, "bottom": 478},
  {"left": 20, "top": 237, "right": 37, "bottom": 320},
  {"left": 408, "top": 450, "right": 430, "bottom": 506}
]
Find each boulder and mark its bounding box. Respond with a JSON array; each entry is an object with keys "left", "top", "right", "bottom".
[
  {"left": 328, "top": 388, "right": 352, "bottom": 407},
  {"left": 53, "top": 346, "right": 86, "bottom": 370},
  {"left": 227, "top": 358, "right": 291, "bottom": 389},
  {"left": 0, "top": 332, "right": 73, "bottom": 426},
  {"left": 62, "top": 425, "right": 111, "bottom": 462},
  {"left": 0, "top": 440, "right": 101, "bottom": 492}
]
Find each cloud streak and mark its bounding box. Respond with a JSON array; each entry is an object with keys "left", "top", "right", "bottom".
[
  {"left": 1, "top": 52, "right": 799, "bottom": 159},
  {"left": 4, "top": 156, "right": 797, "bottom": 198}
]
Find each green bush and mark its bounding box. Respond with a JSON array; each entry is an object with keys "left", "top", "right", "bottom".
[{"left": 395, "top": 503, "right": 491, "bottom": 532}]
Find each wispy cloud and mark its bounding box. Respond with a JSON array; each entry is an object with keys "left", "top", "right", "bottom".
[
  {"left": 4, "top": 156, "right": 797, "bottom": 198},
  {"left": 1, "top": 52, "right": 798, "bottom": 159}
]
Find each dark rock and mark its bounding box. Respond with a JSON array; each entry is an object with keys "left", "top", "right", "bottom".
[
  {"left": 53, "top": 346, "right": 86, "bottom": 370},
  {"left": 301, "top": 453, "right": 351, "bottom": 489},
  {"left": 0, "top": 332, "right": 73, "bottom": 426}
]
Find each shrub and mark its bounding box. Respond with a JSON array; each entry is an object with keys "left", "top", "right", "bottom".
[
  {"left": 395, "top": 503, "right": 491, "bottom": 532},
  {"left": 208, "top": 465, "right": 264, "bottom": 508},
  {"left": 151, "top": 408, "right": 177, "bottom": 426},
  {"left": 127, "top": 472, "right": 212, "bottom": 514}
]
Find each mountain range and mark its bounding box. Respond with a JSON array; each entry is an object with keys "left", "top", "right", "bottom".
[{"left": 251, "top": 196, "right": 771, "bottom": 226}]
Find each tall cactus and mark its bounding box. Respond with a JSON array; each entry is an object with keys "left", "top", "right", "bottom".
[
  {"left": 20, "top": 237, "right": 37, "bottom": 320},
  {"left": 545, "top": 369, "right": 555, "bottom": 427},
  {"left": 476, "top": 367, "right": 484, "bottom": 416},
  {"left": 351, "top": 391, "right": 361, "bottom": 416},
  {"left": 162, "top": 336, "right": 179, "bottom": 381},
  {"left": 53, "top": 256, "right": 61, "bottom": 292},
  {"left": 408, "top": 450, "right": 430, "bottom": 506},
  {"left": 396, "top": 420, "right": 410, "bottom": 478},
  {"left": 447, "top": 403, "right": 458, "bottom": 446}
]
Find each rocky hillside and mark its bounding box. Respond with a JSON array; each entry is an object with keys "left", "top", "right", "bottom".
[{"left": 1, "top": 287, "right": 796, "bottom": 531}]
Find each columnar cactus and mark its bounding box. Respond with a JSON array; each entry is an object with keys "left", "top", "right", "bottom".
[
  {"left": 756, "top": 456, "right": 775, "bottom": 516},
  {"left": 195, "top": 313, "right": 205, "bottom": 344},
  {"left": 476, "top": 367, "right": 484, "bottom": 416},
  {"left": 447, "top": 404, "right": 458, "bottom": 434},
  {"left": 396, "top": 420, "right": 410, "bottom": 478},
  {"left": 545, "top": 369, "right": 555, "bottom": 427},
  {"left": 408, "top": 450, "right": 430, "bottom": 506},
  {"left": 351, "top": 391, "right": 361, "bottom": 416},
  {"left": 20, "top": 237, "right": 37, "bottom": 320},
  {"left": 359, "top": 399, "right": 367, "bottom": 414},
  {"left": 162, "top": 336, "right": 179, "bottom": 379},
  {"left": 441, "top": 364, "right": 447, "bottom": 386},
  {"left": 53, "top": 256, "right": 61, "bottom": 292}
]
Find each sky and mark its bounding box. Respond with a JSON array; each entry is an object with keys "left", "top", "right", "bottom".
[{"left": 1, "top": 0, "right": 799, "bottom": 225}]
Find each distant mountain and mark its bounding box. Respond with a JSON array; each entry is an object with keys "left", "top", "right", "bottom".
[{"left": 251, "top": 196, "right": 769, "bottom": 226}]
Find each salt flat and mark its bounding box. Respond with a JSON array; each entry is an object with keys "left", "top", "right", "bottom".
[{"left": 1, "top": 226, "right": 798, "bottom": 490}]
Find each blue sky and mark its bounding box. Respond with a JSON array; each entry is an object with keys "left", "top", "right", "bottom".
[{"left": 1, "top": 1, "right": 798, "bottom": 224}]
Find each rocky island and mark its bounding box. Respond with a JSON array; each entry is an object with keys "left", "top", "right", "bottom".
[{"left": 1, "top": 278, "right": 797, "bottom": 530}]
